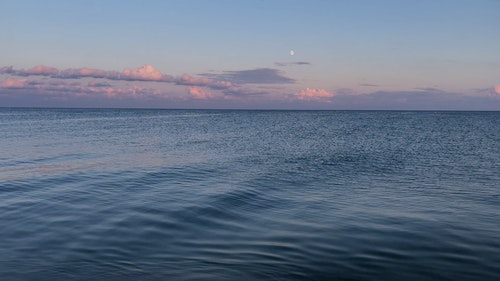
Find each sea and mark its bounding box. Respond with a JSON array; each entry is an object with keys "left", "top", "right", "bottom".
[{"left": 0, "top": 108, "right": 499, "bottom": 281}]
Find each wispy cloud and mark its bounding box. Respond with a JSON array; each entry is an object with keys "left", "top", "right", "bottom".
[
  {"left": 473, "top": 86, "right": 500, "bottom": 96},
  {"left": 2, "top": 65, "right": 296, "bottom": 87},
  {"left": 275, "top": 61, "right": 311, "bottom": 67},
  {"left": 0, "top": 77, "right": 163, "bottom": 99},
  {"left": 1, "top": 65, "right": 293, "bottom": 91},
  {"left": 58, "top": 67, "right": 120, "bottom": 80},
  {"left": 177, "top": 74, "right": 214, "bottom": 87},
  {"left": 222, "top": 86, "right": 269, "bottom": 97},
  {"left": 175, "top": 73, "right": 236, "bottom": 95},
  {"left": 359, "top": 83, "right": 379, "bottom": 87},
  {"left": 333, "top": 89, "right": 500, "bottom": 110},
  {"left": 0, "top": 64, "right": 259, "bottom": 103},
  {"left": 414, "top": 87, "right": 445, "bottom": 93},
  {"left": 19, "top": 65, "right": 59, "bottom": 76},
  {"left": 205, "top": 68, "right": 295, "bottom": 84},
  {"left": 1, "top": 64, "right": 173, "bottom": 83}
]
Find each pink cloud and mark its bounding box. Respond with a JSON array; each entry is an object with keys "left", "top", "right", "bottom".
[
  {"left": 0, "top": 78, "right": 28, "bottom": 88},
  {"left": 1, "top": 65, "right": 174, "bottom": 82},
  {"left": 494, "top": 85, "right": 500, "bottom": 95},
  {"left": 176, "top": 74, "right": 234, "bottom": 91},
  {"left": 22, "top": 65, "right": 59, "bottom": 76},
  {"left": 188, "top": 87, "right": 212, "bottom": 99},
  {"left": 212, "top": 81, "right": 233, "bottom": 89},
  {"left": 177, "top": 74, "right": 213, "bottom": 86},
  {"left": 295, "top": 88, "right": 335, "bottom": 101},
  {"left": 122, "top": 65, "right": 167, "bottom": 81},
  {"left": 1, "top": 65, "right": 238, "bottom": 93},
  {"left": 0, "top": 76, "right": 165, "bottom": 99}
]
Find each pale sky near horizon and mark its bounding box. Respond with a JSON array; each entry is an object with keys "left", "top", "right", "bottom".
[{"left": 1, "top": 0, "right": 499, "bottom": 109}]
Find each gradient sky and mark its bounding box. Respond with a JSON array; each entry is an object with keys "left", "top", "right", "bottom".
[{"left": 1, "top": 0, "right": 499, "bottom": 109}]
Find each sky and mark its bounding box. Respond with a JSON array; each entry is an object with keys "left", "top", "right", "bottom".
[{"left": 1, "top": 0, "right": 499, "bottom": 110}]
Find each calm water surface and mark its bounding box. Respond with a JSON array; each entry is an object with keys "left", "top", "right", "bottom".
[{"left": 1, "top": 109, "right": 499, "bottom": 280}]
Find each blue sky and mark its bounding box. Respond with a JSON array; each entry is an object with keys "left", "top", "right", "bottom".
[{"left": 1, "top": 0, "right": 499, "bottom": 109}]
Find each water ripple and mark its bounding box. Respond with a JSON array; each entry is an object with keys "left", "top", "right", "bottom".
[{"left": 1, "top": 109, "right": 499, "bottom": 280}]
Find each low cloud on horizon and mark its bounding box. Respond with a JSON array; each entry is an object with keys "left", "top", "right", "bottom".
[{"left": 1, "top": 64, "right": 499, "bottom": 110}]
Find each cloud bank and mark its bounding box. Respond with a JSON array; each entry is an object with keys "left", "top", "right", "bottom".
[
  {"left": 1, "top": 65, "right": 174, "bottom": 82},
  {"left": 0, "top": 65, "right": 273, "bottom": 97},
  {"left": 0, "top": 64, "right": 289, "bottom": 105},
  {"left": 2, "top": 64, "right": 499, "bottom": 110},
  {"left": 1, "top": 65, "right": 295, "bottom": 87}
]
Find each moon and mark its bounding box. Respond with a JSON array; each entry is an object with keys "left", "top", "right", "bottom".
[{"left": 289, "top": 50, "right": 295, "bottom": 56}]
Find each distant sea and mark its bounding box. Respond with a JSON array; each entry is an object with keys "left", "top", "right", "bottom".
[{"left": 1, "top": 108, "right": 499, "bottom": 281}]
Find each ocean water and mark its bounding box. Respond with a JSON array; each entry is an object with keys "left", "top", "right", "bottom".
[{"left": 0, "top": 108, "right": 499, "bottom": 281}]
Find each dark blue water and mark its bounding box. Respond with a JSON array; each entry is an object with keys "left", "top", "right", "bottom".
[{"left": 1, "top": 108, "right": 499, "bottom": 280}]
